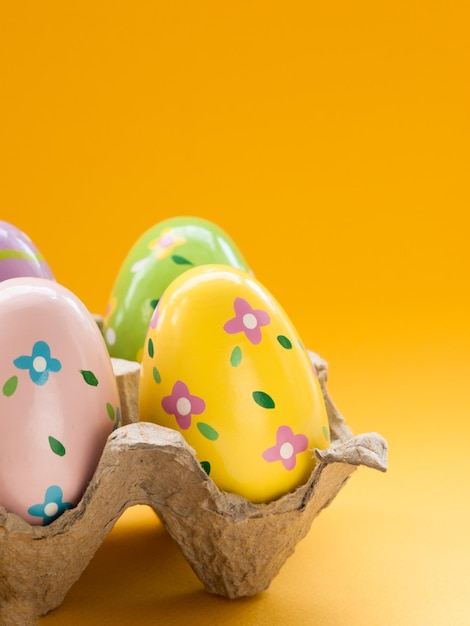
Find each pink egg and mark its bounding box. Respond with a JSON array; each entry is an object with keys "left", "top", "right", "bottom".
[
  {"left": 0, "top": 220, "right": 54, "bottom": 281},
  {"left": 0, "top": 277, "right": 120, "bottom": 525}
]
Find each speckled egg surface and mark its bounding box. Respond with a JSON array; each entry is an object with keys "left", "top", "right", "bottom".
[
  {"left": 0, "top": 278, "right": 121, "bottom": 525},
  {"left": 0, "top": 220, "right": 55, "bottom": 281},
  {"left": 103, "top": 216, "right": 250, "bottom": 362},
  {"left": 139, "top": 265, "right": 330, "bottom": 503}
]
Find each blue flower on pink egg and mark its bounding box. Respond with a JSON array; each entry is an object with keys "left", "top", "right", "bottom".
[
  {"left": 262, "top": 425, "right": 309, "bottom": 470},
  {"left": 27, "top": 485, "right": 72, "bottom": 525},
  {"left": 13, "top": 341, "right": 62, "bottom": 386},
  {"left": 223, "top": 297, "right": 270, "bottom": 345},
  {"left": 161, "top": 380, "right": 206, "bottom": 429}
]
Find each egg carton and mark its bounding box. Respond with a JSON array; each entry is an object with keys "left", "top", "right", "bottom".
[{"left": 0, "top": 352, "right": 388, "bottom": 626}]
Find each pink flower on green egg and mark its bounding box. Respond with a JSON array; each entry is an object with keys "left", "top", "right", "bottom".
[
  {"left": 162, "top": 380, "right": 206, "bottom": 429},
  {"left": 262, "top": 425, "right": 309, "bottom": 471},
  {"left": 103, "top": 295, "right": 117, "bottom": 323},
  {"left": 149, "top": 228, "right": 186, "bottom": 260},
  {"left": 103, "top": 295, "right": 118, "bottom": 347},
  {"left": 223, "top": 297, "right": 270, "bottom": 345}
]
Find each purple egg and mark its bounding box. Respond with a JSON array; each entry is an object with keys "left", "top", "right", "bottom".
[{"left": 0, "top": 221, "right": 55, "bottom": 281}]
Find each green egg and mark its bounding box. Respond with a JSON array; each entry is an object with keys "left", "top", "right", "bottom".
[{"left": 102, "top": 216, "right": 251, "bottom": 362}]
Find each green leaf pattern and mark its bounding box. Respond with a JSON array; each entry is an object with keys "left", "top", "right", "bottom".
[
  {"left": 252, "top": 391, "right": 275, "bottom": 409},
  {"left": 48, "top": 436, "right": 66, "bottom": 457},
  {"left": 171, "top": 255, "right": 193, "bottom": 265},
  {"left": 197, "top": 422, "right": 219, "bottom": 441},
  {"left": 3, "top": 376, "right": 18, "bottom": 397},
  {"left": 80, "top": 370, "right": 99, "bottom": 386}
]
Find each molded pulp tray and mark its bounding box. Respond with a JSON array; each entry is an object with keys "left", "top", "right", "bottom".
[{"left": 0, "top": 353, "right": 388, "bottom": 625}]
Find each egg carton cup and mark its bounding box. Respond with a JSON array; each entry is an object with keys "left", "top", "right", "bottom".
[{"left": 0, "top": 352, "right": 388, "bottom": 625}]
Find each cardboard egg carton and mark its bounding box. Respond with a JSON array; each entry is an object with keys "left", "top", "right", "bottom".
[{"left": 0, "top": 352, "right": 388, "bottom": 625}]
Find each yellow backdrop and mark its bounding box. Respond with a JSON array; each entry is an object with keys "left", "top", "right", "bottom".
[{"left": 1, "top": 1, "right": 469, "bottom": 624}]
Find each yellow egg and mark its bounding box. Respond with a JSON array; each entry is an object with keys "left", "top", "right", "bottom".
[{"left": 138, "top": 265, "right": 330, "bottom": 503}]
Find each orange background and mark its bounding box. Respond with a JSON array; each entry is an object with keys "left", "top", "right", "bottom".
[{"left": 1, "top": 1, "right": 469, "bottom": 624}]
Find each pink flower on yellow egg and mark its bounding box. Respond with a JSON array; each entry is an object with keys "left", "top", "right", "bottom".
[
  {"left": 162, "top": 380, "right": 206, "bottom": 429},
  {"left": 262, "top": 425, "right": 309, "bottom": 471},
  {"left": 149, "top": 229, "right": 186, "bottom": 260},
  {"left": 150, "top": 302, "right": 160, "bottom": 329},
  {"left": 223, "top": 297, "right": 270, "bottom": 345}
]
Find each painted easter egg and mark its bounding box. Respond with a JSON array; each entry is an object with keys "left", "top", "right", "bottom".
[
  {"left": 103, "top": 216, "right": 250, "bottom": 363},
  {"left": 0, "top": 277, "right": 121, "bottom": 525},
  {"left": 0, "top": 220, "right": 55, "bottom": 281},
  {"left": 139, "top": 265, "right": 331, "bottom": 503}
]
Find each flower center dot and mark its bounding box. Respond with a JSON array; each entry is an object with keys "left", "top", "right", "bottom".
[
  {"left": 158, "top": 233, "right": 174, "bottom": 248},
  {"left": 106, "top": 328, "right": 116, "bottom": 345},
  {"left": 32, "top": 356, "right": 47, "bottom": 373},
  {"left": 44, "top": 502, "right": 59, "bottom": 517},
  {"left": 176, "top": 397, "right": 191, "bottom": 416},
  {"left": 243, "top": 313, "right": 257, "bottom": 330},
  {"left": 280, "top": 442, "right": 295, "bottom": 460}
]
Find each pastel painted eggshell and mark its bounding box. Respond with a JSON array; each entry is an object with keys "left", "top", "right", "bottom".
[
  {"left": 103, "top": 216, "right": 250, "bottom": 363},
  {"left": 139, "top": 265, "right": 331, "bottom": 504},
  {"left": 0, "top": 220, "right": 55, "bottom": 281},
  {"left": 0, "top": 278, "right": 121, "bottom": 525}
]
